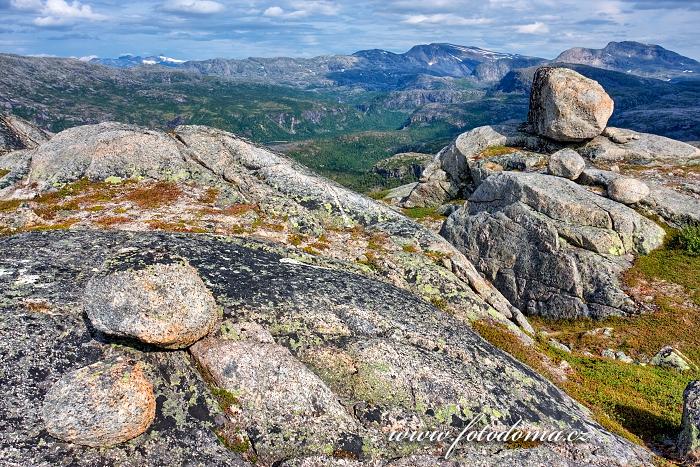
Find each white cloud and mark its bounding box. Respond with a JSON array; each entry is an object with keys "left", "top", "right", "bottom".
[
  {"left": 161, "top": 0, "right": 225, "bottom": 15},
  {"left": 403, "top": 14, "right": 492, "bottom": 26},
  {"left": 263, "top": 6, "right": 285, "bottom": 17},
  {"left": 33, "top": 0, "right": 106, "bottom": 26},
  {"left": 290, "top": 1, "right": 340, "bottom": 16},
  {"left": 10, "top": 0, "right": 44, "bottom": 10},
  {"left": 515, "top": 21, "right": 549, "bottom": 34}
]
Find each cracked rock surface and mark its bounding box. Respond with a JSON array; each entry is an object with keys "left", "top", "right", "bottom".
[{"left": 0, "top": 230, "right": 651, "bottom": 465}]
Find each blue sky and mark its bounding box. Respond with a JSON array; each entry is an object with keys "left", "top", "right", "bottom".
[{"left": 1, "top": 0, "right": 699, "bottom": 60}]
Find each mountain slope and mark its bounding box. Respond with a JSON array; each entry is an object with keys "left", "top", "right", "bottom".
[{"left": 554, "top": 41, "right": 700, "bottom": 79}]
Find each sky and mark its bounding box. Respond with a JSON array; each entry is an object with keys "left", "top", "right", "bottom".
[{"left": 0, "top": 0, "right": 699, "bottom": 60}]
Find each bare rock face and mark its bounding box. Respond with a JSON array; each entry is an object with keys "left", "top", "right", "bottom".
[
  {"left": 42, "top": 359, "right": 155, "bottom": 447},
  {"left": 607, "top": 177, "right": 650, "bottom": 204},
  {"left": 190, "top": 336, "right": 359, "bottom": 463},
  {"left": 527, "top": 67, "right": 614, "bottom": 142},
  {"left": 84, "top": 249, "right": 219, "bottom": 349},
  {"left": 679, "top": 381, "right": 700, "bottom": 462},
  {"left": 441, "top": 172, "right": 665, "bottom": 319},
  {"left": 548, "top": 148, "right": 585, "bottom": 179},
  {"left": 0, "top": 114, "right": 51, "bottom": 154}
]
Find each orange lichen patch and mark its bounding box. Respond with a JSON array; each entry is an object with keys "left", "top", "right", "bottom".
[
  {"left": 198, "top": 187, "right": 220, "bottom": 204},
  {"left": 23, "top": 299, "right": 53, "bottom": 314},
  {"left": 146, "top": 219, "right": 207, "bottom": 233},
  {"left": 0, "top": 199, "right": 22, "bottom": 213},
  {"left": 221, "top": 203, "right": 258, "bottom": 216},
  {"left": 123, "top": 181, "right": 182, "bottom": 209},
  {"left": 95, "top": 216, "right": 133, "bottom": 227}
]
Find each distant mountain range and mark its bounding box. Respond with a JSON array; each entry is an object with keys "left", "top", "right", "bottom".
[
  {"left": 88, "top": 41, "right": 699, "bottom": 88},
  {"left": 90, "top": 43, "right": 548, "bottom": 90},
  {"left": 554, "top": 41, "right": 700, "bottom": 80},
  {"left": 90, "top": 54, "right": 186, "bottom": 68}
]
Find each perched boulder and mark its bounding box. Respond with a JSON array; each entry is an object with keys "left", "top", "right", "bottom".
[
  {"left": 84, "top": 249, "right": 219, "bottom": 349},
  {"left": 607, "top": 177, "right": 650, "bottom": 204},
  {"left": 650, "top": 346, "right": 695, "bottom": 372},
  {"left": 42, "top": 359, "right": 155, "bottom": 447},
  {"left": 191, "top": 336, "right": 359, "bottom": 463},
  {"left": 527, "top": 67, "right": 614, "bottom": 142},
  {"left": 679, "top": 381, "right": 700, "bottom": 462},
  {"left": 441, "top": 172, "right": 665, "bottom": 318},
  {"left": 548, "top": 148, "right": 585, "bottom": 179}
]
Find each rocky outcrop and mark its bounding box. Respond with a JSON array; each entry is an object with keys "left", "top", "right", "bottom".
[
  {"left": 2, "top": 122, "right": 523, "bottom": 335},
  {"left": 527, "top": 67, "right": 614, "bottom": 142},
  {"left": 42, "top": 358, "right": 155, "bottom": 447},
  {"left": 679, "top": 381, "right": 700, "bottom": 462},
  {"left": 0, "top": 230, "right": 652, "bottom": 465},
  {"left": 84, "top": 250, "right": 220, "bottom": 349},
  {"left": 578, "top": 127, "right": 700, "bottom": 165},
  {"left": 402, "top": 124, "right": 559, "bottom": 208},
  {"left": 0, "top": 114, "right": 51, "bottom": 154},
  {"left": 441, "top": 172, "right": 665, "bottom": 319},
  {"left": 372, "top": 152, "right": 433, "bottom": 180}
]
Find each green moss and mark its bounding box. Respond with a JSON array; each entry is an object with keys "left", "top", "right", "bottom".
[
  {"left": 402, "top": 206, "right": 444, "bottom": 220},
  {"left": 210, "top": 386, "right": 240, "bottom": 411},
  {"left": 677, "top": 224, "right": 700, "bottom": 256},
  {"left": 368, "top": 189, "right": 391, "bottom": 200},
  {"left": 0, "top": 169, "right": 9, "bottom": 178},
  {"left": 476, "top": 145, "right": 518, "bottom": 159}
]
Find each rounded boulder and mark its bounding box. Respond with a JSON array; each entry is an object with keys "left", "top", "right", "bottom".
[
  {"left": 43, "top": 359, "right": 156, "bottom": 447},
  {"left": 607, "top": 177, "right": 650, "bottom": 205},
  {"left": 84, "top": 249, "right": 219, "bottom": 349}
]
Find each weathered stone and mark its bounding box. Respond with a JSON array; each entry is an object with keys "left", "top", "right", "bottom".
[
  {"left": 191, "top": 336, "right": 359, "bottom": 463},
  {"left": 650, "top": 346, "right": 695, "bottom": 372},
  {"left": 42, "top": 358, "right": 155, "bottom": 447},
  {"left": 527, "top": 67, "right": 614, "bottom": 142},
  {"left": 1, "top": 230, "right": 652, "bottom": 465},
  {"left": 678, "top": 381, "right": 700, "bottom": 462},
  {"left": 607, "top": 177, "right": 650, "bottom": 204},
  {"left": 403, "top": 124, "right": 559, "bottom": 208},
  {"left": 84, "top": 249, "right": 220, "bottom": 349},
  {"left": 578, "top": 128, "right": 700, "bottom": 165},
  {"left": 548, "top": 148, "right": 585, "bottom": 179},
  {"left": 440, "top": 172, "right": 665, "bottom": 319},
  {"left": 0, "top": 114, "right": 50, "bottom": 153}
]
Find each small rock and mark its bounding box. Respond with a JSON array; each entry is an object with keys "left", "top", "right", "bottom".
[
  {"left": 527, "top": 67, "right": 614, "bottom": 142},
  {"left": 601, "top": 348, "right": 616, "bottom": 359},
  {"left": 607, "top": 177, "right": 650, "bottom": 204},
  {"left": 84, "top": 250, "right": 220, "bottom": 349},
  {"left": 548, "top": 148, "right": 585, "bottom": 179},
  {"left": 549, "top": 338, "right": 572, "bottom": 353},
  {"left": 584, "top": 327, "right": 614, "bottom": 338},
  {"left": 650, "top": 346, "right": 695, "bottom": 372},
  {"left": 42, "top": 359, "right": 155, "bottom": 447},
  {"left": 678, "top": 381, "right": 700, "bottom": 461},
  {"left": 615, "top": 351, "right": 634, "bottom": 364}
]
